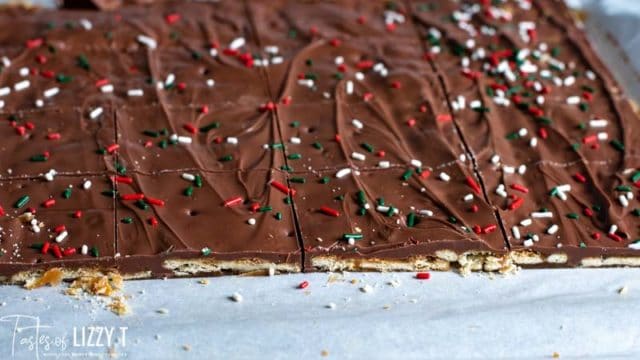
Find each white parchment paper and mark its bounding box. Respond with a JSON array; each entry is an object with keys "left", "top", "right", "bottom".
[{"left": 1, "top": 1, "right": 640, "bottom": 359}]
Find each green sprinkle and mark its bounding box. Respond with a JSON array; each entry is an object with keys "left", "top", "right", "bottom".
[
  {"left": 191, "top": 51, "right": 202, "bottom": 60},
  {"left": 401, "top": 169, "right": 413, "bottom": 181},
  {"left": 219, "top": 155, "right": 233, "bottom": 162},
  {"left": 356, "top": 190, "right": 366, "bottom": 206},
  {"left": 121, "top": 217, "right": 133, "bottom": 224},
  {"left": 283, "top": 196, "right": 292, "bottom": 205},
  {"left": 335, "top": 194, "right": 345, "bottom": 201},
  {"left": 159, "top": 139, "right": 168, "bottom": 149},
  {"left": 194, "top": 175, "right": 203, "bottom": 188},
  {"left": 280, "top": 165, "right": 293, "bottom": 172},
  {"left": 30, "top": 154, "right": 48, "bottom": 162},
  {"left": 56, "top": 74, "right": 72, "bottom": 83},
  {"left": 258, "top": 206, "right": 272, "bottom": 213},
  {"left": 579, "top": 242, "right": 587, "bottom": 248},
  {"left": 29, "top": 242, "right": 44, "bottom": 250},
  {"left": 577, "top": 122, "right": 587, "bottom": 130},
  {"left": 343, "top": 233, "right": 363, "bottom": 240},
  {"left": 361, "top": 143, "right": 374, "bottom": 153},
  {"left": 275, "top": 212, "right": 283, "bottom": 220},
  {"left": 91, "top": 246, "right": 99, "bottom": 257},
  {"left": 15, "top": 195, "right": 30, "bottom": 209},
  {"left": 505, "top": 132, "right": 519, "bottom": 140},
  {"left": 631, "top": 172, "right": 640, "bottom": 183},
  {"left": 77, "top": 54, "right": 90, "bottom": 70},
  {"left": 579, "top": 103, "right": 588, "bottom": 112},
  {"left": 287, "top": 153, "right": 302, "bottom": 160},
  {"left": 290, "top": 121, "right": 300, "bottom": 128},
  {"left": 199, "top": 122, "right": 220, "bottom": 132},
  {"left": 407, "top": 212, "right": 416, "bottom": 227},
  {"left": 593, "top": 205, "right": 602, "bottom": 212},
  {"left": 62, "top": 188, "right": 72, "bottom": 199},
  {"left": 184, "top": 185, "right": 194, "bottom": 197},
  {"left": 448, "top": 216, "right": 457, "bottom": 224},
  {"left": 135, "top": 200, "right": 149, "bottom": 210},
  {"left": 566, "top": 213, "right": 579, "bottom": 220},
  {"left": 290, "top": 177, "right": 306, "bottom": 184},
  {"left": 377, "top": 198, "right": 385, "bottom": 206},
  {"left": 357, "top": 207, "right": 367, "bottom": 216},
  {"left": 116, "top": 163, "right": 127, "bottom": 175},
  {"left": 571, "top": 143, "right": 580, "bottom": 151},
  {"left": 535, "top": 117, "right": 553, "bottom": 125},
  {"left": 632, "top": 208, "right": 640, "bottom": 217},
  {"left": 271, "top": 143, "right": 284, "bottom": 150},
  {"left": 102, "top": 190, "right": 117, "bottom": 198},
  {"left": 320, "top": 177, "right": 330, "bottom": 184},
  {"left": 201, "top": 247, "right": 212, "bottom": 256},
  {"left": 143, "top": 130, "right": 159, "bottom": 137},
  {"left": 616, "top": 185, "right": 632, "bottom": 192},
  {"left": 610, "top": 139, "right": 625, "bottom": 152},
  {"left": 312, "top": 142, "right": 323, "bottom": 150}
]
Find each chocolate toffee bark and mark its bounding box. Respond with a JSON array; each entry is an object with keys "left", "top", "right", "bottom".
[
  {"left": 0, "top": 175, "right": 116, "bottom": 283},
  {"left": 290, "top": 166, "right": 507, "bottom": 272},
  {"left": 113, "top": 169, "right": 301, "bottom": 276},
  {"left": 1, "top": 0, "right": 640, "bottom": 281}
]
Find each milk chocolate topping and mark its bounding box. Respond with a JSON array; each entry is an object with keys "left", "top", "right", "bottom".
[{"left": 1, "top": 0, "right": 639, "bottom": 278}]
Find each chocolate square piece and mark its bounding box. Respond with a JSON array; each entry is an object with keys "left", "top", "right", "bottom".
[
  {"left": 114, "top": 170, "right": 301, "bottom": 275},
  {"left": 0, "top": 106, "right": 115, "bottom": 178},
  {"left": 0, "top": 175, "right": 116, "bottom": 280},
  {"left": 290, "top": 166, "right": 508, "bottom": 272}
]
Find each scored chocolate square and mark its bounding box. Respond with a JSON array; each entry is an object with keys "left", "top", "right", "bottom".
[
  {"left": 0, "top": 106, "right": 115, "bottom": 178},
  {"left": 113, "top": 169, "right": 301, "bottom": 275},
  {"left": 289, "top": 165, "right": 508, "bottom": 272},
  {"left": 0, "top": 175, "right": 116, "bottom": 281},
  {"left": 115, "top": 103, "right": 286, "bottom": 173}
]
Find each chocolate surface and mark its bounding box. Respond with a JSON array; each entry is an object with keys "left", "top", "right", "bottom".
[{"left": 1, "top": 0, "right": 640, "bottom": 279}]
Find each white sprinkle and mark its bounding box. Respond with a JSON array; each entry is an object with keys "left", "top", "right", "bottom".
[
  {"left": 89, "top": 107, "right": 103, "bottom": 119},
  {"left": 586, "top": 70, "right": 596, "bottom": 80},
  {"left": 55, "top": 230, "right": 68, "bottom": 243},
  {"left": 35, "top": 99, "right": 43, "bottom": 108},
  {"left": 247, "top": 218, "right": 256, "bottom": 225},
  {"left": 547, "top": 224, "right": 559, "bottom": 235},
  {"left": 268, "top": 267, "right": 275, "bottom": 276},
  {"left": 0, "top": 87, "right": 9, "bottom": 97},
  {"left": 164, "top": 73, "right": 175, "bottom": 87},
  {"left": 227, "top": 137, "right": 238, "bottom": 145},
  {"left": 127, "top": 89, "right": 144, "bottom": 97},
  {"left": 418, "top": 209, "right": 433, "bottom": 216},
  {"left": 326, "top": 302, "right": 337, "bottom": 310},
  {"left": 82, "top": 180, "right": 92, "bottom": 190},
  {"left": 81, "top": 245, "right": 89, "bottom": 255},
  {"left": 520, "top": 218, "right": 532, "bottom": 227},
  {"left": 490, "top": 154, "right": 501, "bottom": 165},
  {"left": 346, "top": 80, "right": 354, "bottom": 95},
  {"left": 512, "top": 226, "right": 521, "bottom": 240},
  {"left": 378, "top": 161, "right": 390, "bottom": 169},
  {"left": 496, "top": 184, "right": 508, "bottom": 198},
  {"left": 79, "top": 18, "right": 93, "bottom": 30},
  {"left": 529, "top": 137, "right": 538, "bottom": 148},
  {"left": 19, "top": 67, "right": 29, "bottom": 76},
  {"left": 100, "top": 84, "right": 114, "bottom": 93},
  {"left": 518, "top": 128, "right": 528, "bottom": 137},
  {"left": 230, "top": 292, "right": 243, "bottom": 303},
  {"left": 1, "top": 56, "right": 11, "bottom": 68},
  {"left": 44, "top": 169, "right": 57, "bottom": 182},
  {"left": 438, "top": 172, "right": 450, "bottom": 182},
  {"left": 360, "top": 284, "right": 374, "bottom": 293},
  {"left": 14, "top": 80, "right": 30, "bottom": 91},
  {"left": 609, "top": 225, "right": 618, "bottom": 234},
  {"left": 351, "top": 152, "right": 366, "bottom": 161},
  {"left": 566, "top": 96, "right": 581, "bottom": 105},
  {"left": 463, "top": 194, "right": 474, "bottom": 202},
  {"left": 619, "top": 195, "right": 629, "bottom": 208},
  {"left": 137, "top": 35, "right": 157, "bottom": 49},
  {"left": 335, "top": 168, "right": 352, "bottom": 178},
  {"left": 0, "top": 100, "right": 3, "bottom": 109},
  {"left": 563, "top": 76, "right": 576, "bottom": 86},
  {"left": 290, "top": 137, "right": 301, "bottom": 144},
  {"left": 517, "top": 164, "right": 527, "bottom": 175},
  {"left": 597, "top": 132, "right": 608, "bottom": 141},
  {"left": 206, "top": 79, "right": 215, "bottom": 87},
  {"left": 556, "top": 184, "right": 571, "bottom": 192},
  {"left": 523, "top": 239, "right": 534, "bottom": 247},
  {"left": 351, "top": 119, "right": 363, "bottom": 130},
  {"left": 229, "top": 37, "right": 246, "bottom": 50},
  {"left": 629, "top": 242, "right": 640, "bottom": 250},
  {"left": 182, "top": 173, "right": 196, "bottom": 181},
  {"left": 43, "top": 87, "right": 59, "bottom": 98},
  {"left": 589, "top": 119, "right": 608, "bottom": 128},
  {"left": 503, "top": 165, "right": 515, "bottom": 174},
  {"left": 355, "top": 72, "right": 365, "bottom": 81},
  {"left": 536, "top": 95, "right": 545, "bottom": 105},
  {"left": 177, "top": 136, "right": 192, "bottom": 145},
  {"left": 531, "top": 211, "right": 553, "bottom": 218},
  {"left": 410, "top": 159, "right": 422, "bottom": 168}
]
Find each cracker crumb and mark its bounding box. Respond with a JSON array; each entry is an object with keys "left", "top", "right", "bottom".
[
  {"left": 156, "top": 308, "right": 170, "bottom": 314},
  {"left": 197, "top": 279, "right": 209, "bottom": 285},
  {"left": 230, "top": 292, "right": 243, "bottom": 302},
  {"left": 321, "top": 350, "right": 329, "bottom": 357},
  {"left": 182, "top": 344, "right": 191, "bottom": 351},
  {"left": 109, "top": 296, "right": 130, "bottom": 316},
  {"left": 24, "top": 268, "right": 63, "bottom": 289},
  {"left": 360, "top": 284, "right": 373, "bottom": 293},
  {"left": 552, "top": 351, "right": 560, "bottom": 358}
]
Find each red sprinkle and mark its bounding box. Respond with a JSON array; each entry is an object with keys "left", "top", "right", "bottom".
[
  {"left": 148, "top": 216, "right": 159, "bottom": 226},
  {"left": 63, "top": 247, "right": 77, "bottom": 256},
  {"left": 106, "top": 144, "right": 120, "bottom": 153},
  {"left": 41, "top": 242, "right": 50, "bottom": 255},
  {"left": 270, "top": 180, "right": 296, "bottom": 196},
  {"left": 510, "top": 183, "right": 529, "bottom": 193},
  {"left": 46, "top": 132, "right": 61, "bottom": 140},
  {"left": 470, "top": 204, "right": 479, "bottom": 213},
  {"left": 73, "top": 210, "right": 83, "bottom": 218},
  {"left": 52, "top": 244, "right": 63, "bottom": 259},
  {"left": 573, "top": 173, "right": 587, "bottom": 183},
  {"left": 26, "top": 38, "right": 43, "bottom": 49},
  {"left": 583, "top": 207, "right": 594, "bottom": 217},
  {"left": 592, "top": 232, "right": 601, "bottom": 240},
  {"left": 54, "top": 224, "right": 66, "bottom": 233},
  {"left": 407, "top": 118, "right": 417, "bottom": 127},
  {"left": 319, "top": 206, "right": 340, "bottom": 217},
  {"left": 466, "top": 176, "right": 482, "bottom": 195},
  {"left": 482, "top": 224, "right": 498, "bottom": 234},
  {"left": 223, "top": 196, "right": 243, "bottom": 207},
  {"left": 419, "top": 170, "right": 431, "bottom": 179},
  {"left": 165, "top": 13, "right": 181, "bottom": 24},
  {"left": 184, "top": 124, "right": 197, "bottom": 134},
  {"left": 146, "top": 197, "right": 165, "bottom": 206},
  {"left": 120, "top": 193, "right": 145, "bottom": 201},
  {"left": 608, "top": 232, "right": 623, "bottom": 242},
  {"left": 42, "top": 199, "right": 56, "bottom": 208},
  {"left": 416, "top": 272, "right": 431, "bottom": 280},
  {"left": 112, "top": 176, "right": 133, "bottom": 185},
  {"left": 298, "top": 281, "right": 309, "bottom": 289},
  {"left": 508, "top": 197, "right": 524, "bottom": 211},
  {"left": 250, "top": 202, "right": 260, "bottom": 213},
  {"left": 436, "top": 114, "right": 452, "bottom": 123}
]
